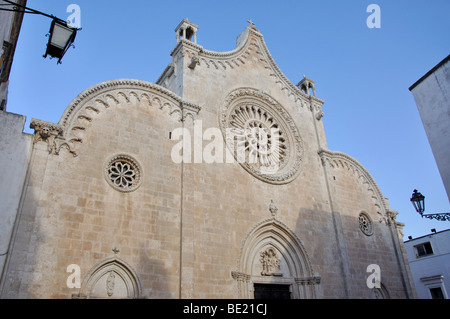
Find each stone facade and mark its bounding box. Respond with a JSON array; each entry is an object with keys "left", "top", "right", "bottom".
[{"left": 0, "top": 20, "right": 416, "bottom": 299}]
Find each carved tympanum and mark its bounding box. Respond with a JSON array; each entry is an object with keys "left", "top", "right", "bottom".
[{"left": 260, "top": 247, "right": 282, "bottom": 276}]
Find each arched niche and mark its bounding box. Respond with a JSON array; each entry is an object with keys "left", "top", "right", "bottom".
[
  {"left": 75, "top": 257, "right": 142, "bottom": 299},
  {"left": 232, "top": 219, "right": 321, "bottom": 299}
]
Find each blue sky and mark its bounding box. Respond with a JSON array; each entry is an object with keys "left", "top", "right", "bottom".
[{"left": 7, "top": 0, "right": 450, "bottom": 240}]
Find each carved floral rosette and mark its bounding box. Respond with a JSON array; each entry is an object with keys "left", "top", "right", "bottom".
[{"left": 219, "top": 88, "right": 304, "bottom": 185}]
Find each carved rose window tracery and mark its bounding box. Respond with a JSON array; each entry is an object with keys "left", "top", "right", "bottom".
[
  {"left": 229, "top": 104, "right": 288, "bottom": 174},
  {"left": 220, "top": 88, "right": 303, "bottom": 184},
  {"left": 108, "top": 161, "right": 136, "bottom": 188}
]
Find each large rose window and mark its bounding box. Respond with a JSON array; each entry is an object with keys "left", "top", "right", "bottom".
[
  {"left": 220, "top": 88, "right": 303, "bottom": 184},
  {"left": 229, "top": 104, "right": 288, "bottom": 175}
]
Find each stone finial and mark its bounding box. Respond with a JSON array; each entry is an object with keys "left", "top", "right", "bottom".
[
  {"left": 112, "top": 246, "right": 120, "bottom": 255},
  {"left": 30, "top": 119, "right": 62, "bottom": 142}
]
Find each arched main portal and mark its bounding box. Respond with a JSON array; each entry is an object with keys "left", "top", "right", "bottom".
[{"left": 232, "top": 218, "right": 321, "bottom": 299}]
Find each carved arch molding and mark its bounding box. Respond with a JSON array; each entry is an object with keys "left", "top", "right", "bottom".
[
  {"left": 318, "top": 148, "right": 391, "bottom": 224},
  {"left": 232, "top": 219, "right": 321, "bottom": 299},
  {"left": 30, "top": 79, "right": 201, "bottom": 157}
]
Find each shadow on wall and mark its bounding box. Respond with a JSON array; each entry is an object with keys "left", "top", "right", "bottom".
[
  {"left": 62, "top": 236, "right": 171, "bottom": 299},
  {"left": 294, "top": 205, "right": 347, "bottom": 299},
  {"left": 296, "top": 202, "right": 407, "bottom": 299},
  {"left": 0, "top": 143, "right": 172, "bottom": 299}
]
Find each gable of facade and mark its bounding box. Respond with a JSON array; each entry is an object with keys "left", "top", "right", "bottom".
[{"left": 0, "top": 20, "right": 416, "bottom": 299}]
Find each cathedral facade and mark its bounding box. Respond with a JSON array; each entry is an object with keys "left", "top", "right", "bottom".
[{"left": 0, "top": 20, "right": 416, "bottom": 299}]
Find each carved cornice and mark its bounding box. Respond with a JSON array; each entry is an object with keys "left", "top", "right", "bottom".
[
  {"left": 231, "top": 271, "right": 251, "bottom": 282},
  {"left": 318, "top": 148, "right": 390, "bottom": 222},
  {"left": 170, "top": 38, "right": 203, "bottom": 58},
  {"left": 30, "top": 118, "right": 62, "bottom": 134},
  {"left": 155, "top": 63, "right": 175, "bottom": 86},
  {"left": 30, "top": 119, "right": 79, "bottom": 157}
]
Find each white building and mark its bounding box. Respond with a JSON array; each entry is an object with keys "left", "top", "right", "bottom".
[
  {"left": 409, "top": 55, "right": 450, "bottom": 201},
  {"left": 404, "top": 229, "right": 450, "bottom": 299},
  {"left": 0, "top": 0, "right": 27, "bottom": 111}
]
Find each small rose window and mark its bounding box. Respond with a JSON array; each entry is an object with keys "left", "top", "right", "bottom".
[{"left": 104, "top": 154, "right": 142, "bottom": 192}]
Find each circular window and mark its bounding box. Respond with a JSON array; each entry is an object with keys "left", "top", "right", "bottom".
[
  {"left": 359, "top": 212, "right": 373, "bottom": 236},
  {"left": 104, "top": 154, "right": 142, "bottom": 192},
  {"left": 220, "top": 88, "right": 303, "bottom": 184}
]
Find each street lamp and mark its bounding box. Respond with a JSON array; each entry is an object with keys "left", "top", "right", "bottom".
[
  {"left": 0, "top": 0, "right": 80, "bottom": 64},
  {"left": 410, "top": 189, "right": 450, "bottom": 221},
  {"left": 410, "top": 189, "right": 425, "bottom": 214},
  {"left": 43, "top": 19, "right": 77, "bottom": 64}
]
